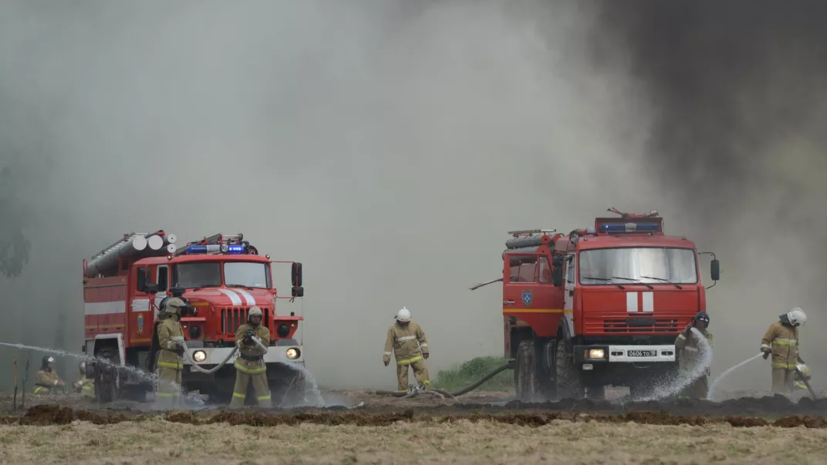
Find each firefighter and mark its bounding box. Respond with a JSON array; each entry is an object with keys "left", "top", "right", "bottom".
[
  {"left": 675, "top": 311, "right": 713, "bottom": 399},
  {"left": 230, "top": 306, "right": 271, "bottom": 408},
  {"left": 383, "top": 307, "right": 430, "bottom": 391},
  {"left": 34, "top": 356, "right": 65, "bottom": 396},
  {"left": 155, "top": 297, "right": 186, "bottom": 408},
  {"left": 761, "top": 307, "right": 806, "bottom": 394},
  {"left": 73, "top": 361, "right": 95, "bottom": 398}
]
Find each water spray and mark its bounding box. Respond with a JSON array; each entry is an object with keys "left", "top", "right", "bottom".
[
  {"left": 0, "top": 341, "right": 161, "bottom": 385},
  {"left": 634, "top": 327, "right": 713, "bottom": 402},
  {"left": 707, "top": 353, "right": 765, "bottom": 402}
]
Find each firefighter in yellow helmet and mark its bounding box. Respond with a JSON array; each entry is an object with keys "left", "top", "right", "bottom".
[
  {"left": 761, "top": 307, "right": 806, "bottom": 393},
  {"left": 675, "top": 311, "right": 713, "bottom": 399},
  {"left": 383, "top": 307, "right": 430, "bottom": 391},
  {"left": 34, "top": 356, "right": 65, "bottom": 396},
  {"left": 72, "top": 361, "right": 95, "bottom": 399},
  {"left": 154, "top": 297, "right": 186, "bottom": 407},
  {"left": 230, "top": 306, "right": 271, "bottom": 408}
]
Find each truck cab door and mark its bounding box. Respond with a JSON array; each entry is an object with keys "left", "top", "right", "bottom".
[{"left": 563, "top": 255, "right": 576, "bottom": 336}]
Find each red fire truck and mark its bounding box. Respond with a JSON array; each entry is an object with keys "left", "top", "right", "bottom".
[
  {"left": 81, "top": 232, "right": 306, "bottom": 405},
  {"left": 472, "top": 208, "right": 721, "bottom": 401}
]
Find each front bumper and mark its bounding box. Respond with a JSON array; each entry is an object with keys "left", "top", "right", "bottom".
[
  {"left": 184, "top": 345, "right": 304, "bottom": 366},
  {"left": 575, "top": 344, "right": 676, "bottom": 363}
]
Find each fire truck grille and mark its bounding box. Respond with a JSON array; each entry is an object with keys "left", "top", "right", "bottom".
[
  {"left": 597, "top": 318, "right": 680, "bottom": 334},
  {"left": 220, "top": 308, "right": 271, "bottom": 335}
]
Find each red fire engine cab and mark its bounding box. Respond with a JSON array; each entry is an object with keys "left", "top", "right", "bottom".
[
  {"left": 82, "top": 232, "right": 306, "bottom": 405},
  {"left": 472, "top": 208, "right": 721, "bottom": 401}
]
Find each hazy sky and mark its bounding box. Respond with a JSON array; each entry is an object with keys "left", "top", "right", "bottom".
[{"left": 1, "top": 1, "right": 825, "bottom": 392}]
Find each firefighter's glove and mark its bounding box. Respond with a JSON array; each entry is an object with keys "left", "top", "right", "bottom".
[
  {"left": 423, "top": 353, "right": 429, "bottom": 360},
  {"left": 762, "top": 348, "right": 771, "bottom": 360},
  {"left": 173, "top": 340, "right": 185, "bottom": 356},
  {"left": 244, "top": 330, "right": 255, "bottom": 341},
  {"left": 384, "top": 360, "right": 389, "bottom": 367}
]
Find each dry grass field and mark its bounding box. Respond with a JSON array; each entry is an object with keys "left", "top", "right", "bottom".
[{"left": 3, "top": 416, "right": 827, "bottom": 465}]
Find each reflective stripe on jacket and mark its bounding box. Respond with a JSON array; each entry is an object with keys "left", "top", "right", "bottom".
[
  {"left": 157, "top": 317, "right": 184, "bottom": 369},
  {"left": 761, "top": 321, "right": 799, "bottom": 369},
  {"left": 383, "top": 320, "right": 429, "bottom": 364}
]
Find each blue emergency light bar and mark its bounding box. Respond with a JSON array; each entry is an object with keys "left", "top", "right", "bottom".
[
  {"left": 599, "top": 223, "right": 660, "bottom": 233},
  {"left": 185, "top": 244, "right": 247, "bottom": 254}
]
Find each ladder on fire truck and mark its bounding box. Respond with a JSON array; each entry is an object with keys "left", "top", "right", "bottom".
[{"left": 507, "top": 229, "right": 557, "bottom": 237}]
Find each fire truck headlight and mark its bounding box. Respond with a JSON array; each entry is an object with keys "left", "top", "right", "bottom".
[
  {"left": 193, "top": 350, "right": 207, "bottom": 363},
  {"left": 588, "top": 349, "right": 605, "bottom": 359},
  {"left": 286, "top": 348, "right": 300, "bottom": 360}
]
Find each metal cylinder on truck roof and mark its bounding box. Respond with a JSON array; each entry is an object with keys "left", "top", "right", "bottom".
[
  {"left": 505, "top": 235, "right": 551, "bottom": 249},
  {"left": 502, "top": 246, "right": 551, "bottom": 264},
  {"left": 86, "top": 235, "right": 149, "bottom": 278},
  {"left": 147, "top": 235, "right": 164, "bottom": 250}
]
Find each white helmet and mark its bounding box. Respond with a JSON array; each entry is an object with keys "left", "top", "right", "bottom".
[
  {"left": 396, "top": 307, "right": 411, "bottom": 323},
  {"left": 787, "top": 307, "right": 807, "bottom": 326}
]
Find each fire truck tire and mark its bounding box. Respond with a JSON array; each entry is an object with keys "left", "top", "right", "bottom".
[
  {"left": 554, "top": 339, "right": 583, "bottom": 400},
  {"left": 94, "top": 347, "right": 120, "bottom": 404},
  {"left": 515, "top": 340, "right": 540, "bottom": 402}
]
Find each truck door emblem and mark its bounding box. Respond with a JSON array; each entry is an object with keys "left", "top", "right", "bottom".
[
  {"left": 521, "top": 289, "right": 533, "bottom": 307},
  {"left": 137, "top": 314, "right": 144, "bottom": 333}
]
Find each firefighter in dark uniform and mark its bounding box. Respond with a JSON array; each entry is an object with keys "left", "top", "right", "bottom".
[{"left": 675, "top": 311, "right": 713, "bottom": 399}]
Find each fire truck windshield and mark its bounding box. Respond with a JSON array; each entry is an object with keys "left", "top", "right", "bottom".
[
  {"left": 173, "top": 262, "right": 222, "bottom": 289},
  {"left": 224, "top": 262, "right": 270, "bottom": 289},
  {"left": 578, "top": 247, "right": 698, "bottom": 285}
]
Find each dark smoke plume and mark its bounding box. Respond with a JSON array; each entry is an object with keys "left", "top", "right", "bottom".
[
  {"left": 586, "top": 1, "right": 827, "bottom": 210},
  {"left": 585, "top": 1, "right": 827, "bottom": 390}
]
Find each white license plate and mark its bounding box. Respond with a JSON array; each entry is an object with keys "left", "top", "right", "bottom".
[{"left": 628, "top": 350, "right": 657, "bottom": 357}]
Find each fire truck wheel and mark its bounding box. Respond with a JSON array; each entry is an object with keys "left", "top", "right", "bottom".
[
  {"left": 515, "top": 340, "right": 541, "bottom": 403},
  {"left": 554, "top": 339, "right": 584, "bottom": 400}
]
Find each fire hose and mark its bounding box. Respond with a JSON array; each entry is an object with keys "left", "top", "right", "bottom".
[
  {"left": 175, "top": 335, "right": 269, "bottom": 375},
  {"left": 375, "top": 360, "right": 515, "bottom": 399}
]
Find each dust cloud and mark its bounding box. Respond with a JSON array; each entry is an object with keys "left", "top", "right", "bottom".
[
  {"left": 0, "top": 0, "right": 656, "bottom": 390},
  {"left": 583, "top": 1, "right": 827, "bottom": 390},
  {"left": 2, "top": 0, "right": 822, "bottom": 395}
]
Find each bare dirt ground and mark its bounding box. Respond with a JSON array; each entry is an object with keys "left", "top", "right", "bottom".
[
  {"left": 3, "top": 412, "right": 827, "bottom": 464},
  {"left": 3, "top": 389, "right": 827, "bottom": 464}
]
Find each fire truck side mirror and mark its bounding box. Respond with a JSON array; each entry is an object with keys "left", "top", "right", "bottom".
[
  {"left": 292, "top": 286, "right": 304, "bottom": 297},
  {"left": 291, "top": 262, "right": 303, "bottom": 287},
  {"left": 710, "top": 259, "right": 720, "bottom": 281},
  {"left": 552, "top": 266, "right": 564, "bottom": 287}
]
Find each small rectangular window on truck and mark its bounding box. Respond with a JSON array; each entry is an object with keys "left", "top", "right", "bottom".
[
  {"left": 136, "top": 267, "right": 147, "bottom": 292},
  {"left": 508, "top": 255, "right": 537, "bottom": 283},
  {"left": 157, "top": 266, "right": 168, "bottom": 292},
  {"left": 538, "top": 256, "right": 552, "bottom": 283}
]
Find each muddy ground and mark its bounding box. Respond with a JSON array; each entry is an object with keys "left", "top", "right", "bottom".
[
  {"left": 3, "top": 388, "right": 827, "bottom": 419},
  {"left": 3, "top": 390, "right": 827, "bottom": 464}
]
